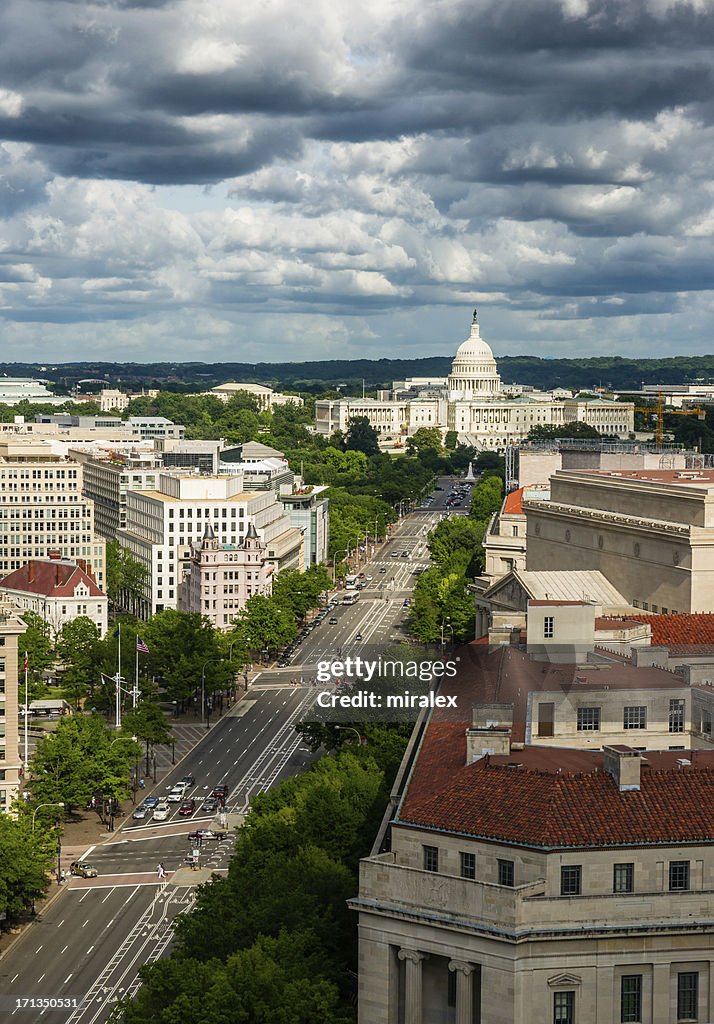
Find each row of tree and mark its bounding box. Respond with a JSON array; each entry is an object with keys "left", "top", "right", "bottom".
[{"left": 116, "top": 726, "right": 410, "bottom": 1024}]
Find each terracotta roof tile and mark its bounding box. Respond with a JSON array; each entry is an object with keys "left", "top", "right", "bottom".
[
  {"left": 502, "top": 488, "right": 524, "bottom": 514},
  {"left": 0, "top": 560, "right": 104, "bottom": 599},
  {"left": 631, "top": 614, "right": 714, "bottom": 654}
]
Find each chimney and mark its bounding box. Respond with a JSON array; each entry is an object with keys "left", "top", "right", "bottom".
[
  {"left": 76, "top": 558, "right": 87, "bottom": 574},
  {"left": 465, "top": 703, "right": 514, "bottom": 763},
  {"left": 603, "top": 745, "right": 641, "bottom": 792},
  {"left": 48, "top": 549, "right": 61, "bottom": 560}
]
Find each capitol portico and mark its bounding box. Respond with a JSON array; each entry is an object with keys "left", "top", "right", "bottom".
[{"left": 314, "top": 313, "right": 634, "bottom": 449}]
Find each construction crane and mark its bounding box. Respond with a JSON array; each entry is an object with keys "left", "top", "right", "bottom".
[{"left": 633, "top": 392, "right": 706, "bottom": 447}]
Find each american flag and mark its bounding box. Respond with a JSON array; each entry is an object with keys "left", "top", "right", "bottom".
[
  {"left": 23, "top": 651, "right": 28, "bottom": 673},
  {"left": 136, "top": 636, "right": 150, "bottom": 654}
]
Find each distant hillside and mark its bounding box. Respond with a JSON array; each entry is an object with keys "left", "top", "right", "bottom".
[{"left": 2, "top": 353, "right": 714, "bottom": 393}]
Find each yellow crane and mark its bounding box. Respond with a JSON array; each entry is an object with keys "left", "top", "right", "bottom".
[{"left": 633, "top": 392, "right": 706, "bottom": 447}]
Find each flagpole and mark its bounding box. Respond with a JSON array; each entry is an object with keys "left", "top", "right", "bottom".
[
  {"left": 23, "top": 652, "right": 28, "bottom": 771},
  {"left": 134, "top": 636, "right": 139, "bottom": 708},
  {"left": 116, "top": 624, "right": 122, "bottom": 730}
]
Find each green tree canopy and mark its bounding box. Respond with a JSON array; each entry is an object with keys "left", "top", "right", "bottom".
[
  {"left": 344, "top": 416, "right": 380, "bottom": 457},
  {"left": 469, "top": 475, "right": 504, "bottom": 523}
]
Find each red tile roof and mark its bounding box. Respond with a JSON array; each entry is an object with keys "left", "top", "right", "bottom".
[
  {"left": 502, "top": 488, "right": 524, "bottom": 514},
  {"left": 631, "top": 614, "right": 714, "bottom": 650},
  {"left": 0, "top": 560, "right": 104, "bottom": 598},
  {"left": 399, "top": 745, "right": 714, "bottom": 849}
]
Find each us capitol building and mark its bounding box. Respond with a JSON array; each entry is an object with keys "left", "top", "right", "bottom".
[{"left": 314, "top": 312, "right": 634, "bottom": 449}]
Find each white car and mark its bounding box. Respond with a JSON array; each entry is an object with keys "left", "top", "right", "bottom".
[
  {"left": 167, "top": 786, "right": 186, "bottom": 802},
  {"left": 153, "top": 802, "right": 171, "bottom": 821}
]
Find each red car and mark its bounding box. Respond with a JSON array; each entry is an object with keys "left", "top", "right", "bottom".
[{"left": 178, "top": 799, "right": 196, "bottom": 816}]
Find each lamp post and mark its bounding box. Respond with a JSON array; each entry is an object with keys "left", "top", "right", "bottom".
[
  {"left": 31, "top": 802, "right": 65, "bottom": 886},
  {"left": 440, "top": 617, "right": 453, "bottom": 657},
  {"left": 335, "top": 725, "right": 363, "bottom": 745},
  {"left": 331, "top": 548, "right": 351, "bottom": 583}
]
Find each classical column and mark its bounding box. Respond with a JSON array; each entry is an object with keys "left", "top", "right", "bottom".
[
  {"left": 398, "top": 948, "right": 426, "bottom": 1024},
  {"left": 449, "top": 960, "right": 475, "bottom": 1024}
]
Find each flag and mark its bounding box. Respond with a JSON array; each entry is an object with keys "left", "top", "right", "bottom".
[
  {"left": 136, "top": 636, "right": 149, "bottom": 655},
  {"left": 23, "top": 651, "right": 28, "bottom": 674},
  {"left": 112, "top": 624, "right": 121, "bottom": 638}
]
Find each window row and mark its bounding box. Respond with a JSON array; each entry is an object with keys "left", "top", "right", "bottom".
[
  {"left": 554, "top": 969, "right": 699, "bottom": 1023},
  {"left": 422, "top": 847, "right": 696, "bottom": 896}
]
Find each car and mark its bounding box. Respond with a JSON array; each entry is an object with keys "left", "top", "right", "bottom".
[
  {"left": 329, "top": 616, "right": 338, "bottom": 625},
  {"left": 277, "top": 659, "right": 290, "bottom": 667},
  {"left": 178, "top": 799, "right": 196, "bottom": 816},
  {"left": 188, "top": 829, "right": 228, "bottom": 842},
  {"left": 167, "top": 786, "right": 185, "bottom": 802},
  {"left": 180, "top": 774, "right": 195, "bottom": 788},
  {"left": 435, "top": 485, "right": 444, "bottom": 490},
  {"left": 391, "top": 551, "right": 399, "bottom": 558},
  {"left": 401, "top": 551, "right": 409, "bottom": 558},
  {"left": 403, "top": 599, "right": 411, "bottom": 607},
  {"left": 354, "top": 633, "right": 364, "bottom": 642},
  {"left": 212, "top": 784, "right": 230, "bottom": 799},
  {"left": 132, "top": 804, "right": 149, "bottom": 820},
  {"left": 70, "top": 860, "right": 98, "bottom": 878},
  {"left": 365, "top": 575, "right": 373, "bottom": 581},
  {"left": 143, "top": 795, "right": 160, "bottom": 809},
  {"left": 153, "top": 801, "right": 171, "bottom": 821},
  {"left": 379, "top": 566, "right": 387, "bottom": 573},
  {"left": 201, "top": 796, "right": 219, "bottom": 813}
]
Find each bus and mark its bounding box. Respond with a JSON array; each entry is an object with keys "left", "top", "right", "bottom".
[
  {"left": 342, "top": 592, "right": 359, "bottom": 605},
  {"left": 345, "top": 575, "right": 358, "bottom": 588}
]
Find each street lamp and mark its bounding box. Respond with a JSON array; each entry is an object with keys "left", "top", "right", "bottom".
[
  {"left": 31, "top": 802, "right": 65, "bottom": 886},
  {"left": 331, "top": 548, "right": 351, "bottom": 583},
  {"left": 335, "top": 725, "right": 363, "bottom": 746},
  {"left": 440, "top": 617, "right": 453, "bottom": 657}
]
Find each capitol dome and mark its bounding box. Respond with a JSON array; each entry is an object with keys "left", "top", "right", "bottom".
[{"left": 447, "top": 311, "right": 501, "bottom": 400}]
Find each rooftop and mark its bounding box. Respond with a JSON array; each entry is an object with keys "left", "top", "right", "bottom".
[
  {"left": 399, "top": 741, "right": 714, "bottom": 850},
  {"left": 0, "top": 559, "right": 104, "bottom": 599}
]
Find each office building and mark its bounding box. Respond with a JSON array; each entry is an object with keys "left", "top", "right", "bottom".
[{"left": 0, "top": 439, "right": 105, "bottom": 587}]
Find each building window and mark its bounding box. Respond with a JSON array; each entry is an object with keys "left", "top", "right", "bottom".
[
  {"left": 677, "top": 972, "right": 698, "bottom": 1021},
  {"left": 423, "top": 846, "right": 439, "bottom": 873},
  {"left": 560, "top": 865, "right": 581, "bottom": 896},
  {"left": 701, "top": 711, "right": 712, "bottom": 736},
  {"left": 554, "top": 991, "right": 575, "bottom": 1024},
  {"left": 577, "top": 706, "right": 601, "bottom": 732},
  {"left": 460, "top": 852, "right": 476, "bottom": 880},
  {"left": 543, "top": 616, "right": 554, "bottom": 638},
  {"left": 621, "top": 975, "right": 642, "bottom": 1023},
  {"left": 669, "top": 861, "right": 690, "bottom": 891},
  {"left": 537, "top": 702, "right": 555, "bottom": 737},
  {"left": 669, "top": 699, "right": 685, "bottom": 733},
  {"left": 498, "top": 859, "right": 514, "bottom": 887},
  {"left": 613, "top": 863, "right": 634, "bottom": 894},
  {"left": 623, "top": 706, "right": 647, "bottom": 730}
]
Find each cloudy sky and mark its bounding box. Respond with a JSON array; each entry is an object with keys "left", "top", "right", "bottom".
[{"left": 0, "top": 0, "right": 713, "bottom": 364}]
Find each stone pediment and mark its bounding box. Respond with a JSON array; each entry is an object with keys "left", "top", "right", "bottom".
[{"left": 547, "top": 972, "right": 582, "bottom": 988}]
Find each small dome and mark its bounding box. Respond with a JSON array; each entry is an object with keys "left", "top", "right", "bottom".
[{"left": 447, "top": 310, "right": 501, "bottom": 400}]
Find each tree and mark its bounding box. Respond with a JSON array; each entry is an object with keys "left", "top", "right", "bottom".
[
  {"left": 444, "top": 430, "right": 458, "bottom": 450},
  {"left": 28, "top": 714, "right": 141, "bottom": 813},
  {"left": 427, "top": 517, "right": 486, "bottom": 577},
  {"left": 271, "top": 566, "right": 332, "bottom": 621},
  {"left": 122, "top": 701, "right": 174, "bottom": 776},
  {"left": 56, "top": 617, "right": 103, "bottom": 709},
  {"left": 231, "top": 595, "right": 297, "bottom": 655},
  {"left": 469, "top": 475, "right": 504, "bottom": 523},
  {"left": 0, "top": 815, "right": 56, "bottom": 920},
  {"left": 106, "top": 541, "right": 149, "bottom": 612},
  {"left": 18, "top": 611, "right": 54, "bottom": 696},
  {"left": 142, "top": 610, "right": 231, "bottom": 704},
  {"left": 406, "top": 426, "right": 443, "bottom": 456},
  {"left": 409, "top": 568, "right": 475, "bottom": 643},
  {"left": 344, "top": 416, "right": 380, "bottom": 457}
]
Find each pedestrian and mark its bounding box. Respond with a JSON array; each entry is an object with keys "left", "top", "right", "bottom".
[
  {"left": 139, "top": 777, "right": 145, "bottom": 790},
  {"left": 59, "top": 869, "right": 66, "bottom": 883},
  {"left": 157, "top": 863, "right": 166, "bottom": 880}
]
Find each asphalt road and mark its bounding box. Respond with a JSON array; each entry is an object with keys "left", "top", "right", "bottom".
[{"left": 0, "top": 496, "right": 452, "bottom": 1024}]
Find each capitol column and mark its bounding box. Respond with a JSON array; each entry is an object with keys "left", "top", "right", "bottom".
[
  {"left": 398, "top": 948, "right": 427, "bottom": 1024},
  {"left": 449, "top": 960, "right": 475, "bottom": 1024}
]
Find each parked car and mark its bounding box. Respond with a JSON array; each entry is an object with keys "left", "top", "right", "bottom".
[
  {"left": 153, "top": 801, "right": 171, "bottom": 821},
  {"left": 132, "top": 804, "right": 149, "bottom": 820},
  {"left": 178, "top": 799, "right": 196, "bottom": 817},
  {"left": 70, "top": 861, "right": 98, "bottom": 878},
  {"left": 188, "top": 829, "right": 227, "bottom": 842}
]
